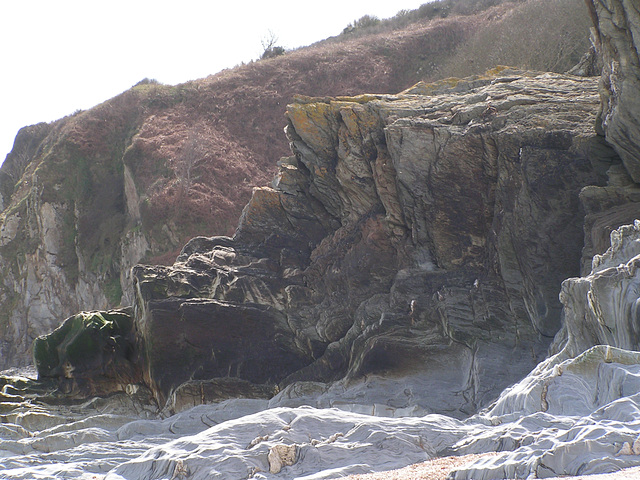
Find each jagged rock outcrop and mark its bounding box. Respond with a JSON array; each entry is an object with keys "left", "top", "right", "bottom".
[
  {"left": 6, "top": 1, "right": 640, "bottom": 478},
  {"left": 589, "top": 0, "right": 640, "bottom": 181},
  {"left": 0, "top": 0, "right": 593, "bottom": 374},
  {"left": 0, "top": 7, "right": 496, "bottom": 372},
  {"left": 131, "top": 70, "right": 607, "bottom": 413},
  {"left": 449, "top": 5, "right": 640, "bottom": 475},
  {"left": 0, "top": 85, "right": 272, "bottom": 371},
  {"left": 576, "top": 0, "right": 640, "bottom": 274},
  {"left": 552, "top": 222, "right": 640, "bottom": 357}
]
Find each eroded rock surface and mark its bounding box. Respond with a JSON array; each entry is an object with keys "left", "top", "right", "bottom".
[
  {"left": 552, "top": 222, "right": 640, "bottom": 358},
  {"left": 5, "top": 345, "right": 640, "bottom": 480},
  {"left": 132, "top": 70, "right": 606, "bottom": 414},
  {"left": 589, "top": 0, "right": 640, "bottom": 181},
  {"left": 444, "top": 223, "right": 640, "bottom": 478}
]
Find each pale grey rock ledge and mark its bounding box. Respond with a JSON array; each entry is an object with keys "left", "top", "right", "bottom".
[{"left": 2, "top": 346, "right": 640, "bottom": 479}]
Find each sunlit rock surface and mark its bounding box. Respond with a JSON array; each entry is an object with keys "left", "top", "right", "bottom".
[
  {"left": 3, "top": 341, "right": 640, "bottom": 479},
  {"left": 588, "top": 0, "right": 640, "bottom": 182}
]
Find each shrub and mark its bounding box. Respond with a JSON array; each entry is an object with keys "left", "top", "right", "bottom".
[
  {"left": 438, "top": 0, "right": 592, "bottom": 77},
  {"left": 260, "top": 30, "right": 286, "bottom": 60},
  {"left": 343, "top": 14, "right": 381, "bottom": 34},
  {"left": 261, "top": 46, "right": 286, "bottom": 60},
  {"left": 134, "top": 78, "right": 161, "bottom": 87}
]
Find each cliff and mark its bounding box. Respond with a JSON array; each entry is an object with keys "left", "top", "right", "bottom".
[
  {"left": 0, "top": 0, "right": 592, "bottom": 370},
  {"left": 18, "top": 57, "right": 640, "bottom": 477},
  {"left": 10, "top": 0, "right": 640, "bottom": 478},
  {"left": 29, "top": 68, "right": 607, "bottom": 417},
  {"left": 0, "top": 11, "right": 476, "bottom": 370}
]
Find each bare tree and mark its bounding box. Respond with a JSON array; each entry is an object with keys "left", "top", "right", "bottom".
[
  {"left": 176, "top": 128, "right": 207, "bottom": 197},
  {"left": 260, "top": 30, "right": 285, "bottom": 60}
]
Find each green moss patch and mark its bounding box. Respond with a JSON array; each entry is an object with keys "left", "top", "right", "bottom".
[{"left": 33, "top": 308, "right": 134, "bottom": 379}]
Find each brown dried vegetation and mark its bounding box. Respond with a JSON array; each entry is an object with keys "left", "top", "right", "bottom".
[{"left": 2, "top": 0, "right": 593, "bottom": 277}]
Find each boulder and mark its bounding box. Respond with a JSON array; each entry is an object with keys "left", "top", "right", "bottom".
[
  {"left": 133, "top": 295, "right": 309, "bottom": 407},
  {"left": 32, "top": 307, "right": 141, "bottom": 397}
]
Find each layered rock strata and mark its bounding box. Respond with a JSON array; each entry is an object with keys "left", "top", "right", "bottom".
[
  {"left": 3, "top": 2, "right": 640, "bottom": 479},
  {"left": 577, "top": 0, "right": 640, "bottom": 273},
  {"left": 1, "top": 2, "right": 542, "bottom": 372},
  {"left": 130, "top": 70, "right": 606, "bottom": 414},
  {"left": 589, "top": 0, "right": 640, "bottom": 181}
]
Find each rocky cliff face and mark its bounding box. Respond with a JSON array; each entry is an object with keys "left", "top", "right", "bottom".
[
  {"left": 0, "top": 94, "right": 153, "bottom": 369},
  {"left": 0, "top": 0, "right": 593, "bottom": 372},
  {"left": 550, "top": 0, "right": 640, "bottom": 360},
  {"left": 590, "top": 0, "right": 640, "bottom": 181},
  {"left": 6, "top": 1, "right": 640, "bottom": 478},
  {"left": 123, "top": 69, "right": 608, "bottom": 415},
  {"left": 0, "top": 8, "right": 503, "bottom": 371},
  {"left": 575, "top": 0, "right": 640, "bottom": 277},
  {"left": 22, "top": 61, "right": 640, "bottom": 478}
]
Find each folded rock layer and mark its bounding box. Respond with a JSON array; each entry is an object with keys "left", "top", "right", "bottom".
[{"left": 130, "top": 70, "right": 608, "bottom": 414}]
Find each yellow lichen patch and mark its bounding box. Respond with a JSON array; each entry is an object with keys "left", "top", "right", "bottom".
[
  {"left": 335, "top": 94, "right": 390, "bottom": 104},
  {"left": 287, "top": 102, "right": 338, "bottom": 151},
  {"left": 291, "top": 94, "right": 332, "bottom": 105},
  {"left": 402, "top": 67, "right": 522, "bottom": 96},
  {"left": 313, "top": 166, "right": 329, "bottom": 178},
  {"left": 339, "top": 104, "right": 380, "bottom": 138},
  {"left": 484, "top": 65, "right": 511, "bottom": 77},
  {"left": 241, "top": 187, "right": 284, "bottom": 226},
  {"left": 292, "top": 93, "right": 388, "bottom": 105}
]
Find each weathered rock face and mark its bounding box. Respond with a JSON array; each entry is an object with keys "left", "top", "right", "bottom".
[
  {"left": 552, "top": 222, "right": 640, "bottom": 357},
  {"left": 132, "top": 70, "right": 607, "bottom": 413},
  {"left": 0, "top": 100, "right": 143, "bottom": 371},
  {"left": 0, "top": 7, "right": 496, "bottom": 372},
  {"left": 0, "top": 0, "right": 593, "bottom": 373},
  {"left": 588, "top": 0, "right": 640, "bottom": 181},
  {"left": 575, "top": 0, "right": 640, "bottom": 274},
  {"left": 9, "top": 2, "right": 640, "bottom": 478},
  {"left": 0, "top": 85, "right": 269, "bottom": 371},
  {"left": 446, "top": 222, "right": 640, "bottom": 479}
]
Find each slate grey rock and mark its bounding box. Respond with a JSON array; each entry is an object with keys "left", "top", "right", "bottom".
[
  {"left": 588, "top": 0, "right": 640, "bottom": 181},
  {"left": 131, "top": 71, "right": 607, "bottom": 416}
]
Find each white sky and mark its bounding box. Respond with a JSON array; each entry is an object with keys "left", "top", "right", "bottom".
[{"left": 0, "top": 0, "right": 430, "bottom": 163}]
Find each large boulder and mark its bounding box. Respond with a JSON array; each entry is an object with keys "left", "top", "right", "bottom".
[
  {"left": 32, "top": 307, "right": 141, "bottom": 397},
  {"left": 131, "top": 70, "right": 608, "bottom": 415}
]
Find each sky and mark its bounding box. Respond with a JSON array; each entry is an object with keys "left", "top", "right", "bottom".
[{"left": 0, "top": 0, "right": 430, "bottom": 163}]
